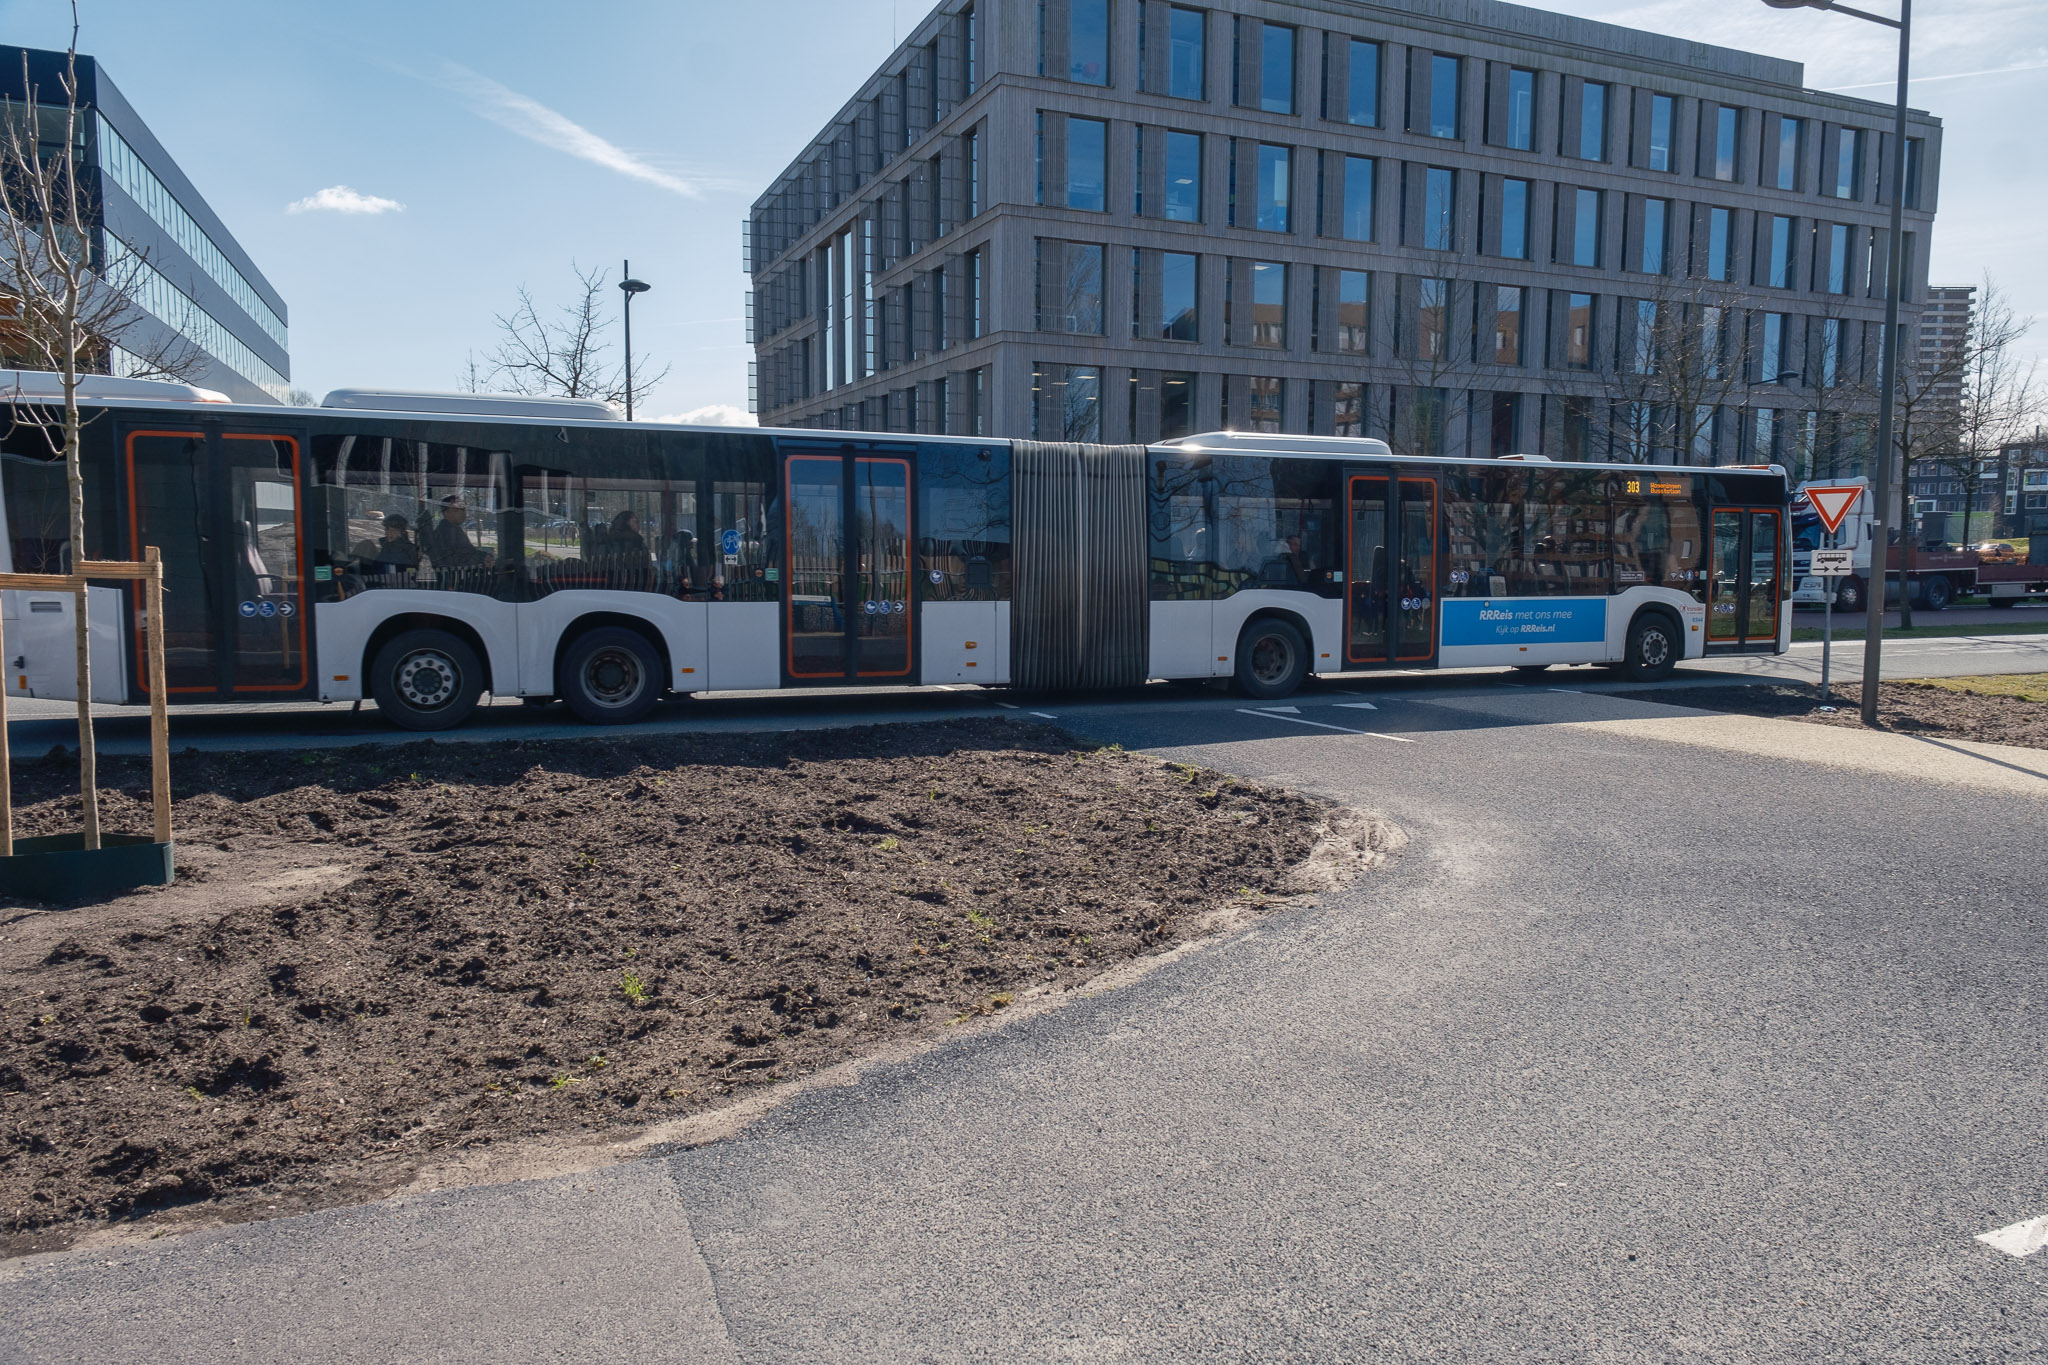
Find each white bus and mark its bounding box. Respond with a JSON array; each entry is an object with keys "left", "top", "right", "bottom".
[{"left": 2, "top": 377, "right": 1790, "bottom": 730}]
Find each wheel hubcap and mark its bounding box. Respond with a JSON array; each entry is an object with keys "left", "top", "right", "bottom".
[
  {"left": 1642, "top": 630, "right": 1671, "bottom": 668},
  {"left": 1250, "top": 634, "right": 1294, "bottom": 686},
  {"left": 583, "top": 648, "right": 646, "bottom": 707},
  {"left": 395, "top": 650, "right": 460, "bottom": 709}
]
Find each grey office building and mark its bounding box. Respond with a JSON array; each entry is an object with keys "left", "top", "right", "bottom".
[
  {"left": 1, "top": 46, "right": 289, "bottom": 404},
  {"left": 746, "top": 0, "right": 1940, "bottom": 474}
]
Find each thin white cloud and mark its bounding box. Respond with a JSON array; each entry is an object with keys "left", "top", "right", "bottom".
[
  {"left": 1827, "top": 58, "right": 2048, "bottom": 92},
  {"left": 655, "top": 405, "right": 757, "bottom": 426},
  {"left": 287, "top": 185, "right": 404, "bottom": 215},
  {"left": 439, "top": 62, "right": 701, "bottom": 198}
]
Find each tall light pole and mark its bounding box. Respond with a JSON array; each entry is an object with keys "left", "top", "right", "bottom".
[
  {"left": 1762, "top": 0, "right": 1911, "bottom": 726},
  {"left": 618, "top": 260, "right": 650, "bottom": 420}
]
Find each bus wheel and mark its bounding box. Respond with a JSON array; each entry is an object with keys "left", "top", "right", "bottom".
[
  {"left": 562, "top": 627, "right": 663, "bottom": 725},
  {"left": 371, "top": 629, "right": 484, "bottom": 731},
  {"left": 1622, "top": 614, "right": 1679, "bottom": 683},
  {"left": 1234, "top": 619, "right": 1307, "bottom": 700}
]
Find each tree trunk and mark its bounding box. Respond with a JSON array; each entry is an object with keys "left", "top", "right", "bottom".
[{"left": 65, "top": 348, "right": 97, "bottom": 851}]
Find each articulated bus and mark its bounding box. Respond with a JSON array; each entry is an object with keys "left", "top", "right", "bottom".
[{"left": 1, "top": 375, "right": 1790, "bottom": 731}]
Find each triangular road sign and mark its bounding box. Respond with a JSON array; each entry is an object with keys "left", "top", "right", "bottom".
[{"left": 1804, "top": 484, "right": 1864, "bottom": 535}]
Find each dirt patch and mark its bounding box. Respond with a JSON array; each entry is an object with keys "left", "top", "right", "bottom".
[
  {"left": 1615, "top": 681, "right": 2048, "bottom": 751},
  {"left": 0, "top": 720, "right": 1374, "bottom": 1254}
]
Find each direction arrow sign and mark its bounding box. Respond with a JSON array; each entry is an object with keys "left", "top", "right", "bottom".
[
  {"left": 1803, "top": 484, "right": 1865, "bottom": 535},
  {"left": 1811, "top": 548, "right": 1854, "bottom": 576}
]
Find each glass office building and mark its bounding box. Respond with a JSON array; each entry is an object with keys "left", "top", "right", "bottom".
[
  {"left": 746, "top": 0, "right": 1941, "bottom": 474},
  {"left": 0, "top": 46, "right": 289, "bottom": 403}
]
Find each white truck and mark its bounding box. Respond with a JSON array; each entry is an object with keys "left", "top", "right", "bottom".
[{"left": 1791, "top": 477, "right": 2034, "bottom": 611}]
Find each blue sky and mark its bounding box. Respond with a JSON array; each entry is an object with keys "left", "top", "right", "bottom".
[{"left": 1, "top": 0, "right": 2041, "bottom": 419}]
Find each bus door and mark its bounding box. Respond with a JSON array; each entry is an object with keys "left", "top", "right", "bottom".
[
  {"left": 778, "top": 441, "right": 915, "bottom": 685},
  {"left": 1343, "top": 469, "right": 1439, "bottom": 669},
  {"left": 122, "top": 424, "right": 312, "bottom": 697},
  {"left": 1707, "top": 506, "right": 1784, "bottom": 650}
]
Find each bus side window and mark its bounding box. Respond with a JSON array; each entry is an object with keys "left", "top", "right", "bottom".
[
  {"left": 917, "top": 443, "right": 1011, "bottom": 601},
  {"left": 312, "top": 434, "right": 511, "bottom": 597}
]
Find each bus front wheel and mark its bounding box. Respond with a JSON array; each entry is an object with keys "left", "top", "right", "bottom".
[
  {"left": 561, "top": 627, "right": 664, "bottom": 725},
  {"left": 371, "top": 629, "right": 484, "bottom": 731},
  {"left": 1234, "top": 619, "right": 1308, "bottom": 700},
  {"left": 1621, "top": 614, "right": 1679, "bottom": 683}
]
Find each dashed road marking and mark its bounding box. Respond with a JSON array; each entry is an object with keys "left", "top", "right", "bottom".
[
  {"left": 1030, "top": 711, "right": 1058, "bottom": 719},
  {"left": 1256, "top": 705, "right": 1301, "bottom": 714},
  {"left": 1235, "top": 708, "right": 1416, "bottom": 743},
  {"left": 995, "top": 702, "right": 1020, "bottom": 709},
  {"left": 1548, "top": 687, "right": 1584, "bottom": 694},
  {"left": 1978, "top": 1213, "right": 2048, "bottom": 1258},
  {"left": 1334, "top": 702, "right": 1380, "bottom": 711}
]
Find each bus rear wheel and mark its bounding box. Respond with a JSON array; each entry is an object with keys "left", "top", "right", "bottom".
[
  {"left": 1234, "top": 619, "right": 1308, "bottom": 700},
  {"left": 371, "top": 629, "right": 484, "bottom": 731},
  {"left": 1621, "top": 614, "right": 1679, "bottom": 683},
  {"left": 561, "top": 627, "right": 664, "bottom": 725}
]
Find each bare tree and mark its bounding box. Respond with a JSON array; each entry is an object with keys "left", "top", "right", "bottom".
[
  {"left": 482, "top": 262, "right": 668, "bottom": 407},
  {"left": 0, "top": 6, "right": 201, "bottom": 849},
  {"left": 1592, "top": 275, "right": 1769, "bottom": 465},
  {"left": 1948, "top": 280, "right": 2041, "bottom": 547}
]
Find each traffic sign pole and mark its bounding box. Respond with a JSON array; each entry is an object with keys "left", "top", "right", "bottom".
[
  {"left": 1821, "top": 529, "right": 1834, "bottom": 707},
  {"left": 1801, "top": 485, "right": 1865, "bottom": 713}
]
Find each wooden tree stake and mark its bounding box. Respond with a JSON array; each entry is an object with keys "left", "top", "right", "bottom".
[{"left": 145, "top": 547, "right": 170, "bottom": 844}]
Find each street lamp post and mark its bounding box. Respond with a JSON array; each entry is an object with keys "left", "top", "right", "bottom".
[
  {"left": 618, "top": 260, "right": 651, "bottom": 420},
  {"left": 1762, "top": 0, "right": 1911, "bottom": 726}
]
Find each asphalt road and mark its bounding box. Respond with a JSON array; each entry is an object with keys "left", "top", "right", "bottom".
[
  {"left": 12, "top": 630, "right": 2048, "bottom": 757},
  {"left": 5, "top": 684, "right": 2047, "bottom": 1359}
]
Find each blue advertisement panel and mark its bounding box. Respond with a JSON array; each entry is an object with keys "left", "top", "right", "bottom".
[{"left": 1440, "top": 598, "right": 1608, "bottom": 647}]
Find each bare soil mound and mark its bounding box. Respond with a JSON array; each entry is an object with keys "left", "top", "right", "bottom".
[
  {"left": 1619, "top": 681, "right": 2048, "bottom": 750},
  {"left": 0, "top": 720, "right": 1360, "bottom": 1252}
]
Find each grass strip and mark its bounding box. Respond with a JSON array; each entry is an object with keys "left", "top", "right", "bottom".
[
  {"left": 1789, "top": 620, "right": 2048, "bottom": 643},
  {"left": 1901, "top": 672, "right": 2048, "bottom": 703}
]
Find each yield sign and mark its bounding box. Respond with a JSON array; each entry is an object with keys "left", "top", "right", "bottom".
[{"left": 1804, "top": 484, "right": 1864, "bottom": 535}]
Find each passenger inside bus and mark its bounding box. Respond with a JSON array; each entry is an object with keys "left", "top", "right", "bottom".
[
  {"left": 351, "top": 513, "right": 420, "bottom": 577},
  {"left": 423, "top": 496, "right": 489, "bottom": 569}
]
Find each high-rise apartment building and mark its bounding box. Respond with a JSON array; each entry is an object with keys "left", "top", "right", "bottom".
[
  {"left": 0, "top": 46, "right": 290, "bottom": 403},
  {"left": 747, "top": 0, "right": 1940, "bottom": 472}
]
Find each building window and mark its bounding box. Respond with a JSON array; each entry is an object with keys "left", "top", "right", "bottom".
[
  {"left": 1326, "top": 269, "right": 1369, "bottom": 353},
  {"left": 1570, "top": 187, "right": 1601, "bottom": 267},
  {"left": 1167, "top": 6, "right": 1204, "bottom": 99},
  {"left": 1496, "top": 66, "right": 1534, "bottom": 150},
  {"left": 1775, "top": 115, "right": 1801, "bottom": 191},
  {"left": 969, "top": 248, "right": 984, "bottom": 338},
  {"left": 1759, "top": 312, "right": 1786, "bottom": 383},
  {"left": 1161, "top": 371, "right": 1195, "bottom": 437},
  {"left": 1707, "top": 207, "right": 1731, "bottom": 282},
  {"left": 1712, "top": 106, "right": 1740, "bottom": 181},
  {"left": 1344, "top": 38, "right": 1380, "bottom": 126},
  {"left": 1034, "top": 362, "right": 1103, "bottom": 440},
  {"left": 1068, "top": 116, "right": 1107, "bottom": 210},
  {"left": 1135, "top": 248, "right": 1200, "bottom": 341},
  {"left": 1905, "top": 137, "right": 1924, "bottom": 208},
  {"left": 1834, "top": 126, "right": 1862, "bottom": 199},
  {"left": 931, "top": 264, "right": 947, "bottom": 350},
  {"left": 1051, "top": 0, "right": 1109, "bottom": 85},
  {"left": 1261, "top": 23, "right": 1294, "bottom": 114},
  {"left": 1579, "top": 82, "right": 1607, "bottom": 161},
  {"left": 1157, "top": 129, "right": 1201, "bottom": 221},
  {"left": 1332, "top": 381, "right": 1365, "bottom": 437},
  {"left": 965, "top": 3, "right": 978, "bottom": 94},
  {"left": 1820, "top": 317, "right": 1841, "bottom": 387},
  {"left": 1251, "top": 261, "right": 1287, "bottom": 346},
  {"left": 1493, "top": 285, "right": 1524, "bottom": 365},
  {"left": 1256, "top": 144, "right": 1291, "bottom": 231},
  {"left": 1647, "top": 94, "right": 1674, "bottom": 172},
  {"left": 965, "top": 129, "right": 981, "bottom": 217},
  {"left": 1423, "top": 167, "right": 1455, "bottom": 250},
  {"left": 1633, "top": 300, "right": 1657, "bottom": 374},
  {"left": 1340, "top": 155, "right": 1374, "bottom": 241},
  {"left": 1430, "top": 54, "right": 1461, "bottom": 139},
  {"left": 1641, "top": 198, "right": 1668, "bottom": 274},
  {"left": 1826, "top": 223, "right": 1849, "bottom": 295},
  {"left": 1566, "top": 292, "right": 1593, "bottom": 369},
  {"left": 1768, "top": 214, "right": 1793, "bottom": 288},
  {"left": 967, "top": 367, "right": 986, "bottom": 435},
  {"left": 1416, "top": 278, "right": 1449, "bottom": 360},
  {"left": 1245, "top": 377, "right": 1284, "bottom": 433},
  {"left": 1500, "top": 177, "right": 1529, "bottom": 259},
  {"left": 1036, "top": 239, "right": 1104, "bottom": 334}
]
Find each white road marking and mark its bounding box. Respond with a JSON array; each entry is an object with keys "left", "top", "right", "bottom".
[
  {"left": 1334, "top": 702, "right": 1380, "bottom": 711},
  {"left": 1235, "top": 708, "right": 1416, "bottom": 743},
  {"left": 1548, "top": 687, "right": 1584, "bottom": 694},
  {"left": 1257, "top": 705, "right": 1301, "bottom": 714},
  {"left": 1030, "top": 711, "right": 1058, "bottom": 719},
  {"left": 1978, "top": 1213, "right": 2048, "bottom": 1258},
  {"left": 996, "top": 702, "right": 1019, "bottom": 709}
]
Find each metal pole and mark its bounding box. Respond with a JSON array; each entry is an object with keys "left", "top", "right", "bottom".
[
  {"left": 1861, "top": 0, "right": 1911, "bottom": 726},
  {"left": 1820, "top": 528, "right": 1834, "bottom": 706},
  {"left": 622, "top": 257, "right": 635, "bottom": 421}
]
